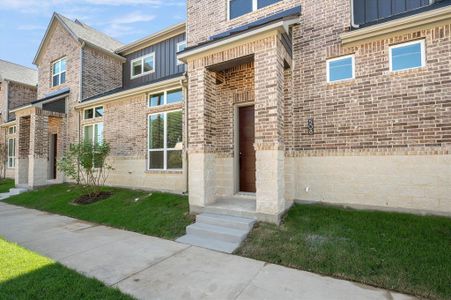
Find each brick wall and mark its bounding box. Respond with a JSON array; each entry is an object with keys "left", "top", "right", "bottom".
[
  {"left": 81, "top": 45, "right": 123, "bottom": 100},
  {"left": 8, "top": 82, "right": 37, "bottom": 120}
]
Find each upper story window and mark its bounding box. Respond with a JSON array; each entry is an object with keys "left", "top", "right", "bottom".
[
  {"left": 352, "top": 0, "right": 431, "bottom": 26},
  {"left": 228, "top": 0, "right": 281, "bottom": 20},
  {"left": 131, "top": 53, "right": 155, "bottom": 78},
  {"left": 176, "top": 41, "right": 187, "bottom": 65},
  {"left": 389, "top": 40, "right": 425, "bottom": 72},
  {"left": 52, "top": 57, "right": 66, "bottom": 87},
  {"left": 84, "top": 106, "right": 104, "bottom": 120},
  {"left": 327, "top": 55, "right": 355, "bottom": 83},
  {"left": 149, "top": 89, "right": 183, "bottom": 108}
]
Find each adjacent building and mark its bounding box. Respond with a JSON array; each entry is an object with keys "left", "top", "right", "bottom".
[{"left": 2, "top": 0, "right": 451, "bottom": 222}]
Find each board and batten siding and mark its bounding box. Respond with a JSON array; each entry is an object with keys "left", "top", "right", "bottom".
[{"left": 123, "top": 32, "right": 186, "bottom": 89}]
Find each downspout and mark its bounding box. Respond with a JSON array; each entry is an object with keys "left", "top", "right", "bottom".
[
  {"left": 181, "top": 73, "right": 189, "bottom": 194},
  {"left": 350, "top": 0, "right": 360, "bottom": 29}
]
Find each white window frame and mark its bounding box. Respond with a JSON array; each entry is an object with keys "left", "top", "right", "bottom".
[
  {"left": 389, "top": 40, "right": 426, "bottom": 73},
  {"left": 131, "top": 53, "right": 155, "bottom": 79},
  {"left": 227, "top": 0, "right": 280, "bottom": 20},
  {"left": 8, "top": 126, "right": 16, "bottom": 135},
  {"left": 148, "top": 88, "right": 183, "bottom": 108},
  {"left": 7, "top": 137, "right": 15, "bottom": 169},
  {"left": 51, "top": 57, "right": 66, "bottom": 87},
  {"left": 176, "top": 41, "right": 187, "bottom": 65},
  {"left": 83, "top": 106, "right": 104, "bottom": 120},
  {"left": 147, "top": 109, "right": 183, "bottom": 171},
  {"left": 83, "top": 122, "right": 104, "bottom": 145},
  {"left": 326, "top": 54, "right": 355, "bottom": 83}
]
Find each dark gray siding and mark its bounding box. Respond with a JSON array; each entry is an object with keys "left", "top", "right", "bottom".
[
  {"left": 43, "top": 98, "right": 66, "bottom": 113},
  {"left": 353, "top": 0, "right": 430, "bottom": 25},
  {"left": 123, "top": 33, "right": 186, "bottom": 89}
]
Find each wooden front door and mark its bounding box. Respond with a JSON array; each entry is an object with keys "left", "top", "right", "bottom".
[
  {"left": 49, "top": 134, "right": 57, "bottom": 180},
  {"left": 238, "top": 105, "right": 256, "bottom": 193}
]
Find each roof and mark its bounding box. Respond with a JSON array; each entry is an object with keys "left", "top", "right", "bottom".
[
  {"left": 356, "top": 0, "right": 451, "bottom": 29},
  {"left": 31, "top": 87, "right": 70, "bottom": 105},
  {"left": 116, "top": 22, "right": 186, "bottom": 55},
  {"left": 33, "top": 12, "right": 124, "bottom": 64},
  {"left": 179, "top": 6, "right": 301, "bottom": 56},
  {"left": 0, "top": 59, "right": 37, "bottom": 86}
]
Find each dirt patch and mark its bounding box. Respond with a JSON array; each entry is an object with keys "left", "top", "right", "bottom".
[{"left": 73, "top": 191, "right": 113, "bottom": 205}]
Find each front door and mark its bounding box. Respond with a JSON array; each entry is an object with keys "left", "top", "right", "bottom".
[
  {"left": 238, "top": 105, "right": 256, "bottom": 193},
  {"left": 49, "top": 134, "right": 57, "bottom": 180}
]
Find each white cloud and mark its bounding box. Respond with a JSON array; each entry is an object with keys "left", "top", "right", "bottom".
[{"left": 107, "top": 12, "right": 155, "bottom": 25}]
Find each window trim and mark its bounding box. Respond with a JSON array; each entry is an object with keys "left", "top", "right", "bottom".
[
  {"left": 130, "top": 53, "right": 156, "bottom": 79},
  {"left": 7, "top": 137, "right": 15, "bottom": 169},
  {"left": 8, "top": 126, "right": 16, "bottom": 135},
  {"left": 176, "top": 41, "right": 187, "bottom": 65},
  {"left": 227, "top": 0, "right": 281, "bottom": 20},
  {"left": 389, "top": 39, "right": 426, "bottom": 73},
  {"left": 148, "top": 88, "right": 183, "bottom": 108},
  {"left": 51, "top": 57, "right": 66, "bottom": 87},
  {"left": 83, "top": 122, "right": 104, "bottom": 145},
  {"left": 83, "top": 105, "right": 104, "bottom": 120},
  {"left": 326, "top": 54, "right": 355, "bottom": 83},
  {"left": 147, "top": 109, "right": 183, "bottom": 171}
]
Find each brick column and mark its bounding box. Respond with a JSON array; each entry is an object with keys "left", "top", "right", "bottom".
[
  {"left": 15, "top": 116, "right": 30, "bottom": 186},
  {"left": 254, "top": 38, "right": 287, "bottom": 222},
  {"left": 28, "top": 110, "right": 49, "bottom": 187},
  {"left": 187, "top": 67, "right": 217, "bottom": 209}
]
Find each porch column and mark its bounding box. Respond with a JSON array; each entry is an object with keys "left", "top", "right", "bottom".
[
  {"left": 15, "top": 116, "right": 30, "bottom": 186},
  {"left": 254, "top": 39, "right": 287, "bottom": 222},
  {"left": 28, "top": 109, "right": 49, "bottom": 188},
  {"left": 187, "top": 67, "right": 218, "bottom": 209}
]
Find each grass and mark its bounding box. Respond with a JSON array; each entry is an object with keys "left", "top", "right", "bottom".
[
  {"left": 0, "top": 178, "right": 14, "bottom": 193},
  {"left": 4, "top": 184, "right": 193, "bottom": 240},
  {"left": 237, "top": 204, "right": 451, "bottom": 300},
  {"left": 0, "top": 237, "right": 133, "bottom": 300}
]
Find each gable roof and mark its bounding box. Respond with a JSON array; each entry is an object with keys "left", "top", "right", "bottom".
[
  {"left": 33, "top": 12, "right": 124, "bottom": 64},
  {"left": 0, "top": 59, "right": 38, "bottom": 86}
]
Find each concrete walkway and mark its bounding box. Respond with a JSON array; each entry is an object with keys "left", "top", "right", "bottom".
[{"left": 0, "top": 202, "right": 415, "bottom": 300}]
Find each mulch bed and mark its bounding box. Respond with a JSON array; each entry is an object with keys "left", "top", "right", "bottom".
[{"left": 73, "top": 191, "right": 113, "bottom": 205}]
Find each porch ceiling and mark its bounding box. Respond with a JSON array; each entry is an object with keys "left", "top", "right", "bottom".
[{"left": 207, "top": 55, "right": 254, "bottom": 72}]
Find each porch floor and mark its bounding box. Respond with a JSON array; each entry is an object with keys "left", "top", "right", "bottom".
[{"left": 204, "top": 196, "right": 257, "bottom": 219}]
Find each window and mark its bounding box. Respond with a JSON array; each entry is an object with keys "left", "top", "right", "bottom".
[
  {"left": 228, "top": 0, "right": 281, "bottom": 19},
  {"left": 131, "top": 53, "right": 155, "bottom": 78},
  {"left": 84, "top": 106, "right": 104, "bottom": 119},
  {"left": 176, "top": 41, "right": 187, "bottom": 65},
  {"left": 389, "top": 40, "right": 425, "bottom": 72},
  {"left": 148, "top": 110, "right": 182, "bottom": 170},
  {"left": 84, "top": 123, "right": 104, "bottom": 145},
  {"left": 327, "top": 55, "right": 355, "bottom": 83},
  {"left": 149, "top": 89, "right": 183, "bottom": 107},
  {"left": 8, "top": 126, "right": 16, "bottom": 135},
  {"left": 7, "top": 138, "right": 15, "bottom": 168},
  {"left": 52, "top": 57, "right": 66, "bottom": 87}
]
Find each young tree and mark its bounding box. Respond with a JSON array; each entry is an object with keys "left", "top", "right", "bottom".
[{"left": 58, "top": 141, "right": 113, "bottom": 196}]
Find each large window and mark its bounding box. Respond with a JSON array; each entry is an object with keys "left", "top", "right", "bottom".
[
  {"left": 228, "top": 0, "right": 281, "bottom": 19},
  {"left": 131, "top": 53, "right": 155, "bottom": 78},
  {"left": 52, "top": 57, "right": 66, "bottom": 87},
  {"left": 326, "top": 55, "right": 355, "bottom": 83},
  {"left": 7, "top": 138, "right": 15, "bottom": 168},
  {"left": 84, "top": 106, "right": 104, "bottom": 120},
  {"left": 148, "top": 110, "right": 182, "bottom": 170},
  {"left": 389, "top": 40, "right": 425, "bottom": 72},
  {"left": 84, "top": 123, "right": 104, "bottom": 145},
  {"left": 149, "top": 89, "right": 183, "bottom": 107}
]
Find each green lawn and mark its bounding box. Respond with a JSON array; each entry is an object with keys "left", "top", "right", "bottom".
[
  {"left": 237, "top": 204, "right": 451, "bottom": 300},
  {"left": 5, "top": 184, "right": 193, "bottom": 240},
  {"left": 0, "top": 178, "right": 14, "bottom": 193},
  {"left": 0, "top": 237, "right": 133, "bottom": 300}
]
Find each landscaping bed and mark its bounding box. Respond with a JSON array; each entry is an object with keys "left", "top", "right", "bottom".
[
  {"left": 237, "top": 204, "right": 451, "bottom": 300},
  {"left": 0, "top": 237, "right": 133, "bottom": 300},
  {"left": 4, "top": 184, "right": 193, "bottom": 240}
]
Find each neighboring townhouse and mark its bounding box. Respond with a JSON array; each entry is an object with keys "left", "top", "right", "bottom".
[
  {"left": 0, "top": 60, "right": 37, "bottom": 179},
  {"left": 6, "top": 0, "right": 451, "bottom": 224},
  {"left": 178, "top": 0, "right": 451, "bottom": 222}
]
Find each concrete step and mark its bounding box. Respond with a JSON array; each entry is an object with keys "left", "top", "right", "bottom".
[
  {"left": 9, "top": 188, "right": 28, "bottom": 195},
  {"left": 176, "top": 234, "right": 240, "bottom": 254},
  {"left": 196, "top": 213, "right": 256, "bottom": 231},
  {"left": 186, "top": 222, "right": 248, "bottom": 244}
]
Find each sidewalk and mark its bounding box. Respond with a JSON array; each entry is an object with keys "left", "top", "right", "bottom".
[{"left": 0, "top": 202, "right": 415, "bottom": 300}]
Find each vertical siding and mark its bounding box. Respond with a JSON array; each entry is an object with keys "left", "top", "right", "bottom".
[
  {"left": 353, "top": 0, "right": 430, "bottom": 25},
  {"left": 123, "top": 33, "right": 186, "bottom": 89}
]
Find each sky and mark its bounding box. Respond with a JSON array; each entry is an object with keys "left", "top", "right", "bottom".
[{"left": 0, "top": 0, "right": 187, "bottom": 69}]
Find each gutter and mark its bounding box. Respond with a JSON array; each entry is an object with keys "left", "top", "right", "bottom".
[{"left": 0, "top": 119, "right": 16, "bottom": 128}]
